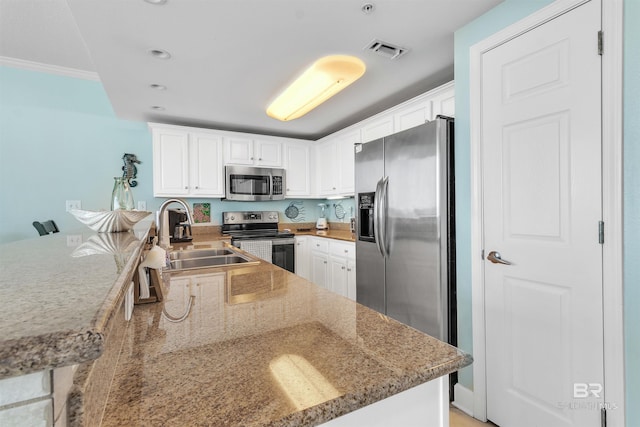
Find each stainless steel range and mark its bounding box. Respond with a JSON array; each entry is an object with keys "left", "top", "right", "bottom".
[{"left": 222, "top": 211, "right": 295, "bottom": 273}]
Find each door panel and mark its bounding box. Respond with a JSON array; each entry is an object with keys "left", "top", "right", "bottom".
[
  {"left": 482, "top": 1, "right": 603, "bottom": 426},
  {"left": 355, "top": 139, "right": 385, "bottom": 313}
]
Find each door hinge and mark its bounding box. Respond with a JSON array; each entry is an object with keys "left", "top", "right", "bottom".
[
  {"left": 601, "top": 407, "right": 607, "bottom": 427},
  {"left": 598, "top": 30, "right": 604, "bottom": 55},
  {"left": 599, "top": 221, "right": 605, "bottom": 244}
]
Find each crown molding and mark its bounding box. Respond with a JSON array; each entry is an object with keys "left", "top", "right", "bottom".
[{"left": 0, "top": 56, "right": 100, "bottom": 81}]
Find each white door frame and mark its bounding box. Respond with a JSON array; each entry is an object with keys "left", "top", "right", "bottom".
[{"left": 469, "top": 0, "right": 625, "bottom": 425}]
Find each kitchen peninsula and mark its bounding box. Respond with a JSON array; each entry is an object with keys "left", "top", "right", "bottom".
[{"left": 0, "top": 221, "right": 471, "bottom": 426}]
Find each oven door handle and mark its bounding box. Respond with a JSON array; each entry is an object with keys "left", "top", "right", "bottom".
[{"left": 270, "top": 238, "right": 295, "bottom": 245}]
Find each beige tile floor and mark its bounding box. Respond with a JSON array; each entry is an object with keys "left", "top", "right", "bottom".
[{"left": 450, "top": 406, "right": 499, "bottom": 427}]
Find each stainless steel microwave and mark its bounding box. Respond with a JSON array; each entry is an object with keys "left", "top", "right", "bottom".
[{"left": 224, "top": 166, "right": 286, "bottom": 201}]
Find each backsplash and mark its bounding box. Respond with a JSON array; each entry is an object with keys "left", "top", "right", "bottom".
[{"left": 184, "top": 198, "right": 356, "bottom": 226}]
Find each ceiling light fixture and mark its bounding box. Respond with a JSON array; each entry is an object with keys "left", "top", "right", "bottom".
[
  {"left": 150, "top": 84, "right": 167, "bottom": 90},
  {"left": 150, "top": 106, "right": 165, "bottom": 111},
  {"left": 148, "top": 49, "right": 171, "bottom": 59},
  {"left": 266, "top": 55, "right": 366, "bottom": 122}
]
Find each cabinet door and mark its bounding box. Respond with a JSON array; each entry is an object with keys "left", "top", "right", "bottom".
[
  {"left": 310, "top": 251, "right": 329, "bottom": 289},
  {"left": 346, "top": 259, "right": 356, "bottom": 301},
  {"left": 152, "top": 129, "right": 190, "bottom": 196},
  {"left": 190, "top": 133, "right": 224, "bottom": 197},
  {"left": 295, "top": 237, "right": 310, "bottom": 280},
  {"left": 394, "top": 99, "right": 431, "bottom": 132},
  {"left": 255, "top": 140, "right": 282, "bottom": 167},
  {"left": 336, "top": 130, "right": 359, "bottom": 195},
  {"left": 284, "top": 143, "right": 311, "bottom": 197},
  {"left": 225, "top": 137, "right": 254, "bottom": 165},
  {"left": 329, "top": 256, "right": 348, "bottom": 297},
  {"left": 431, "top": 85, "right": 455, "bottom": 118},
  {"left": 361, "top": 114, "right": 395, "bottom": 143},
  {"left": 316, "top": 140, "right": 338, "bottom": 195}
]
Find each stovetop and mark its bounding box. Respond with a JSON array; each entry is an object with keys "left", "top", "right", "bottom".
[{"left": 222, "top": 211, "right": 294, "bottom": 240}]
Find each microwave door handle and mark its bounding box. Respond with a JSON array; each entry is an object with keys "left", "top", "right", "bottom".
[{"left": 269, "top": 172, "right": 273, "bottom": 199}]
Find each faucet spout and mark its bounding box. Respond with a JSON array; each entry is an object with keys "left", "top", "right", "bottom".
[{"left": 156, "top": 198, "right": 193, "bottom": 247}]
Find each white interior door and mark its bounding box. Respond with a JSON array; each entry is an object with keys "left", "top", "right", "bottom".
[{"left": 481, "top": 1, "right": 604, "bottom": 426}]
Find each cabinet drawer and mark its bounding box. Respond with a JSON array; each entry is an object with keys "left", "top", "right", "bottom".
[
  {"left": 0, "top": 370, "right": 51, "bottom": 406},
  {"left": 311, "top": 238, "right": 329, "bottom": 253},
  {"left": 329, "top": 240, "right": 355, "bottom": 259}
]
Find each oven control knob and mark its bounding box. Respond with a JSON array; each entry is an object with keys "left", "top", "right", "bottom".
[{"left": 230, "top": 216, "right": 235, "bottom": 220}]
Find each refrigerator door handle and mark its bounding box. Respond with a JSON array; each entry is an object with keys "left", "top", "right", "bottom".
[
  {"left": 375, "top": 176, "right": 389, "bottom": 258},
  {"left": 380, "top": 176, "right": 390, "bottom": 257},
  {"left": 374, "top": 177, "right": 385, "bottom": 257}
]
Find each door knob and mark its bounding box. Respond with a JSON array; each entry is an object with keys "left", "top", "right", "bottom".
[{"left": 487, "top": 251, "right": 512, "bottom": 265}]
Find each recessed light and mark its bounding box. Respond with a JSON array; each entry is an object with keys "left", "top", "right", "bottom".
[
  {"left": 144, "top": 0, "right": 167, "bottom": 5},
  {"left": 150, "top": 84, "right": 167, "bottom": 90},
  {"left": 151, "top": 106, "right": 165, "bottom": 111},
  {"left": 148, "top": 49, "right": 171, "bottom": 59}
]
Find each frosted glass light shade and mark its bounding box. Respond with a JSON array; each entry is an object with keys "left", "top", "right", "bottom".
[{"left": 267, "top": 55, "right": 366, "bottom": 121}]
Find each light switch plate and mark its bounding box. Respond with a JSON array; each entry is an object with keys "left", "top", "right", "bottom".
[
  {"left": 65, "top": 200, "right": 81, "bottom": 212},
  {"left": 66, "top": 235, "right": 82, "bottom": 247},
  {"left": 137, "top": 201, "right": 147, "bottom": 211}
]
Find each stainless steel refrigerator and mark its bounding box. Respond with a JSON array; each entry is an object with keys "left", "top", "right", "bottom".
[{"left": 355, "top": 117, "right": 456, "bottom": 347}]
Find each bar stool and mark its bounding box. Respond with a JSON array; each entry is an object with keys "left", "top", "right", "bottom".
[{"left": 32, "top": 220, "right": 59, "bottom": 236}]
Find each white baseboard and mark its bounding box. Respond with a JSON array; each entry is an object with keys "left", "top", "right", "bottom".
[{"left": 451, "top": 383, "right": 474, "bottom": 417}]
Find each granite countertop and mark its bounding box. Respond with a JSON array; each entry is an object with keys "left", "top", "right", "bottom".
[
  {"left": 282, "top": 222, "right": 355, "bottom": 242},
  {"left": 100, "top": 244, "right": 471, "bottom": 426},
  {"left": 0, "top": 218, "right": 153, "bottom": 379}
]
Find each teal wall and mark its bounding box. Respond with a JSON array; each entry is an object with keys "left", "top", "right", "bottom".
[
  {"left": 453, "top": 0, "right": 556, "bottom": 390},
  {"left": 0, "top": 66, "right": 154, "bottom": 243},
  {"left": 454, "top": 0, "right": 638, "bottom": 424},
  {"left": 0, "top": 65, "right": 352, "bottom": 242},
  {"left": 623, "top": 0, "right": 639, "bottom": 422}
]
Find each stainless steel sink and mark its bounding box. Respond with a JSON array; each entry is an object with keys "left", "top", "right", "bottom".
[
  {"left": 168, "top": 248, "right": 234, "bottom": 260},
  {"left": 166, "top": 247, "right": 259, "bottom": 271}
]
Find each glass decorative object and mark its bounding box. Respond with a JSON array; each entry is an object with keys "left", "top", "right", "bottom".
[{"left": 111, "top": 177, "right": 135, "bottom": 211}]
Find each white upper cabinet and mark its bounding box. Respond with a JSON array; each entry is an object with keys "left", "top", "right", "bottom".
[
  {"left": 189, "top": 133, "right": 224, "bottom": 196},
  {"left": 151, "top": 125, "right": 225, "bottom": 198},
  {"left": 431, "top": 84, "right": 455, "bottom": 118},
  {"left": 284, "top": 141, "right": 312, "bottom": 197},
  {"left": 152, "top": 127, "right": 190, "bottom": 197},
  {"left": 360, "top": 115, "right": 395, "bottom": 143},
  {"left": 224, "top": 137, "right": 282, "bottom": 167},
  {"left": 394, "top": 98, "right": 431, "bottom": 132},
  {"left": 316, "top": 129, "right": 359, "bottom": 197}
]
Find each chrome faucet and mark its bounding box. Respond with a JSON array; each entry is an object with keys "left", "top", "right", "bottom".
[{"left": 156, "top": 198, "right": 194, "bottom": 248}]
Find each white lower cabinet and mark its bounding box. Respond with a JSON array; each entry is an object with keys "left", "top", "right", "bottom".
[
  {"left": 0, "top": 370, "right": 53, "bottom": 427},
  {"left": 305, "top": 237, "right": 355, "bottom": 300},
  {"left": 310, "top": 249, "right": 329, "bottom": 289},
  {"left": 294, "top": 236, "right": 310, "bottom": 280}
]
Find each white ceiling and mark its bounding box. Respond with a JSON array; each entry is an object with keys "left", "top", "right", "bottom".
[{"left": 1, "top": 0, "right": 502, "bottom": 140}]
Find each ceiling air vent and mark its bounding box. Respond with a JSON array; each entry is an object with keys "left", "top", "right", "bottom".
[{"left": 364, "top": 39, "right": 408, "bottom": 60}]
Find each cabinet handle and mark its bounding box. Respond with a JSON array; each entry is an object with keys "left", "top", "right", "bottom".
[
  {"left": 341, "top": 266, "right": 346, "bottom": 270},
  {"left": 195, "top": 186, "right": 199, "bottom": 189},
  {"left": 347, "top": 268, "right": 352, "bottom": 272},
  {"left": 259, "top": 158, "right": 262, "bottom": 161},
  {"left": 287, "top": 188, "right": 290, "bottom": 191},
  {"left": 344, "top": 249, "right": 349, "bottom": 253},
  {"left": 184, "top": 186, "right": 188, "bottom": 189},
  {"left": 251, "top": 157, "right": 254, "bottom": 160},
  {"left": 323, "top": 261, "right": 327, "bottom": 264},
  {"left": 333, "top": 187, "right": 336, "bottom": 190}
]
